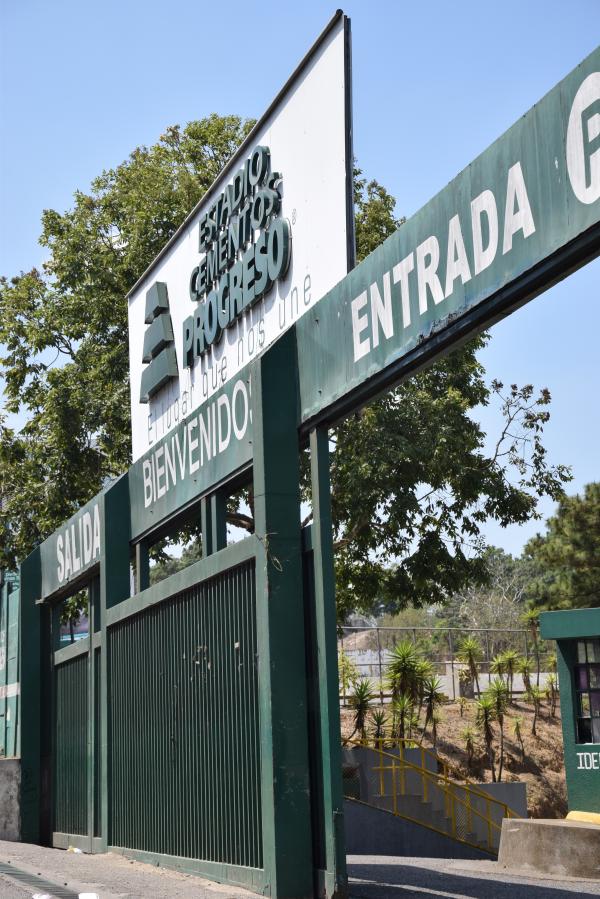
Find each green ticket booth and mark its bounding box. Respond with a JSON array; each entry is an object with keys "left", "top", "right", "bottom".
[{"left": 541, "top": 608, "right": 600, "bottom": 823}]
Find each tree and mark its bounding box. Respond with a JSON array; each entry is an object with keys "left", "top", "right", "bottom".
[
  {"left": 486, "top": 678, "right": 509, "bottom": 781},
  {"left": 347, "top": 678, "right": 374, "bottom": 743},
  {"left": 526, "top": 482, "right": 600, "bottom": 611},
  {"left": 476, "top": 695, "right": 497, "bottom": 782},
  {"left": 0, "top": 116, "right": 255, "bottom": 567},
  {"left": 438, "top": 546, "right": 539, "bottom": 633},
  {"left": 421, "top": 675, "right": 446, "bottom": 746},
  {"left": 0, "top": 121, "right": 570, "bottom": 622},
  {"left": 457, "top": 636, "right": 483, "bottom": 698}
]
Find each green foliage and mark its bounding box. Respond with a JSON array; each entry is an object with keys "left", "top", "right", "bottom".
[
  {"left": 485, "top": 677, "right": 509, "bottom": 781},
  {"left": 338, "top": 650, "right": 360, "bottom": 696},
  {"left": 462, "top": 726, "right": 477, "bottom": 769},
  {"left": 0, "top": 115, "right": 254, "bottom": 567},
  {"left": 391, "top": 693, "right": 414, "bottom": 740},
  {"left": 457, "top": 636, "right": 483, "bottom": 697},
  {"left": 370, "top": 708, "right": 388, "bottom": 743},
  {"left": 526, "top": 483, "right": 600, "bottom": 611},
  {"left": 518, "top": 656, "right": 533, "bottom": 695},
  {"left": 476, "top": 694, "right": 497, "bottom": 781},
  {"left": 437, "top": 545, "right": 539, "bottom": 632},
  {"left": 421, "top": 675, "right": 446, "bottom": 746},
  {"left": 0, "top": 119, "right": 570, "bottom": 626},
  {"left": 513, "top": 715, "right": 525, "bottom": 762},
  {"left": 527, "top": 685, "right": 544, "bottom": 736},
  {"left": 546, "top": 673, "right": 558, "bottom": 717},
  {"left": 348, "top": 678, "right": 374, "bottom": 743},
  {"left": 385, "top": 639, "right": 422, "bottom": 703}
]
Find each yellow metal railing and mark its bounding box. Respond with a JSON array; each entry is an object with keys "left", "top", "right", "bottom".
[
  {"left": 345, "top": 739, "right": 519, "bottom": 854},
  {"left": 372, "top": 737, "right": 520, "bottom": 818}
]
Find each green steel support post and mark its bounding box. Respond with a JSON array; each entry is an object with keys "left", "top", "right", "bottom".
[
  {"left": 100, "top": 475, "right": 131, "bottom": 852},
  {"left": 87, "top": 578, "right": 99, "bottom": 850},
  {"left": 135, "top": 539, "right": 149, "bottom": 592},
  {"left": 201, "top": 496, "right": 213, "bottom": 557},
  {"left": 19, "top": 547, "right": 42, "bottom": 843},
  {"left": 211, "top": 490, "right": 227, "bottom": 552},
  {"left": 252, "top": 328, "right": 313, "bottom": 899},
  {"left": 309, "top": 426, "right": 348, "bottom": 898}
]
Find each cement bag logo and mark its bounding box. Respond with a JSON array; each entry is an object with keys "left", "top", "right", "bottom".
[{"left": 139, "top": 282, "right": 177, "bottom": 403}]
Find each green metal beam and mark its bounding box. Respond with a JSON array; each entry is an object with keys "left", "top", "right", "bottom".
[
  {"left": 252, "top": 327, "right": 313, "bottom": 898},
  {"left": 309, "top": 426, "right": 347, "bottom": 898}
]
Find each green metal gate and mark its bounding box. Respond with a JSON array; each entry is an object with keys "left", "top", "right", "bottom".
[
  {"left": 54, "top": 653, "right": 88, "bottom": 838},
  {"left": 108, "top": 560, "right": 261, "bottom": 868}
]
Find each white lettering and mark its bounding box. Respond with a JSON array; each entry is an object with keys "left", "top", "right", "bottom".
[
  {"left": 155, "top": 445, "right": 166, "bottom": 497},
  {"left": 143, "top": 460, "right": 153, "bottom": 508},
  {"left": 188, "top": 419, "right": 200, "bottom": 474},
  {"left": 218, "top": 394, "right": 231, "bottom": 453},
  {"left": 57, "top": 534, "right": 64, "bottom": 584},
  {"left": 566, "top": 71, "right": 600, "bottom": 204},
  {"left": 416, "top": 236, "right": 444, "bottom": 314},
  {"left": 392, "top": 252, "right": 414, "bottom": 328},
  {"left": 445, "top": 214, "right": 472, "bottom": 297},
  {"left": 502, "top": 162, "right": 536, "bottom": 254},
  {"left": 232, "top": 379, "right": 249, "bottom": 440},
  {"left": 82, "top": 512, "right": 92, "bottom": 565},
  {"left": 351, "top": 291, "right": 370, "bottom": 361},
  {"left": 92, "top": 504, "right": 101, "bottom": 559},
  {"left": 370, "top": 272, "right": 394, "bottom": 349},
  {"left": 471, "top": 189, "right": 499, "bottom": 275}
]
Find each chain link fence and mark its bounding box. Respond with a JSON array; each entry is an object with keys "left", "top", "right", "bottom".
[{"left": 338, "top": 625, "right": 555, "bottom": 704}]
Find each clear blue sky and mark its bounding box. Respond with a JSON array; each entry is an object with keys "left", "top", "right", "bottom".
[{"left": 1, "top": 0, "right": 599, "bottom": 555}]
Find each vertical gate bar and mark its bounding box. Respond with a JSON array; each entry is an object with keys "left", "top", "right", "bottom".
[
  {"left": 201, "top": 496, "right": 213, "bottom": 557},
  {"left": 252, "top": 328, "right": 313, "bottom": 898},
  {"left": 101, "top": 475, "right": 131, "bottom": 852},
  {"left": 309, "top": 425, "right": 348, "bottom": 898}
]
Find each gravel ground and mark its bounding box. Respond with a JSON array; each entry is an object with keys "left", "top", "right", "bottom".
[{"left": 1, "top": 843, "right": 600, "bottom": 898}]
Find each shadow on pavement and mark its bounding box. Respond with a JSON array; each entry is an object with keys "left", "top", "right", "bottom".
[{"left": 347, "top": 860, "right": 600, "bottom": 898}]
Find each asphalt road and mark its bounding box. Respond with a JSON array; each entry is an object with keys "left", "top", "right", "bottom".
[{"left": 347, "top": 856, "right": 600, "bottom": 898}]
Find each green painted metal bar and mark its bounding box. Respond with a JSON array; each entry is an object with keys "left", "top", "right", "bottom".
[
  {"left": 135, "top": 540, "right": 150, "bottom": 593},
  {"left": 201, "top": 496, "right": 213, "bottom": 557},
  {"left": 211, "top": 491, "right": 228, "bottom": 552},
  {"left": 309, "top": 426, "right": 347, "bottom": 898},
  {"left": 106, "top": 537, "right": 256, "bottom": 628},
  {"left": 18, "top": 548, "right": 42, "bottom": 843},
  {"left": 251, "top": 326, "right": 313, "bottom": 898}
]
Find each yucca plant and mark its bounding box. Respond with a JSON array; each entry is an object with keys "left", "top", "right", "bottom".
[
  {"left": 421, "top": 675, "right": 446, "bottom": 745},
  {"left": 518, "top": 656, "right": 533, "bottom": 696},
  {"left": 431, "top": 710, "right": 442, "bottom": 749},
  {"left": 490, "top": 653, "right": 507, "bottom": 682},
  {"left": 392, "top": 692, "right": 414, "bottom": 740},
  {"left": 527, "top": 685, "right": 544, "bottom": 736},
  {"left": 501, "top": 649, "right": 521, "bottom": 702},
  {"left": 522, "top": 608, "right": 541, "bottom": 686},
  {"left": 513, "top": 715, "right": 525, "bottom": 763},
  {"left": 486, "top": 678, "right": 509, "bottom": 781},
  {"left": 370, "top": 708, "right": 388, "bottom": 744},
  {"left": 457, "top": 636, "right": 483, "bottom": 698},
  {"left": 476, "top": 694, "right": 497, "bottom": 781},
  {"left": 348, "top": 678, "right": 374, "bottom": 743},
  {"left": 462, "top": 726, "right": 477, "bottom": 770},
  {"left": 385, "top": 640, "right": 422, "bottom": 704},
  {"left": 458, "top": 696, "right": 468, "bottom": 718},
  {"left": 546, "top": 673, "right": 558, "bottom": 718},
  {"left": 338, "top": 650, "right": 360, "bottom": 700}
]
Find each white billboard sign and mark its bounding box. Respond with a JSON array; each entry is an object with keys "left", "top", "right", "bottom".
[{"left": 127, "top": 12, "right": 353, "bottom": 461}]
